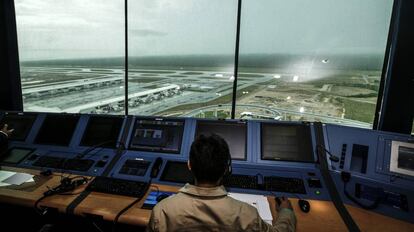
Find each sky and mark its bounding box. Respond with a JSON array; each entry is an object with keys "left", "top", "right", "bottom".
[{"left": 15, "top": 0, "right": 393, "bottom": 61}]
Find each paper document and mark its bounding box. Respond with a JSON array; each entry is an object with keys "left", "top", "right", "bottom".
[
  {"left": 0, "top": 171, "right": 17, "bottom": 181},
  {"left": 2, "top": 173, "right": 34, "bottom": 186},
  {"left": 0, "top": 171, "right": 17, "bottom": 186},
  {"left": 228, "top": 192, "right": 273, "bottom": 224}
]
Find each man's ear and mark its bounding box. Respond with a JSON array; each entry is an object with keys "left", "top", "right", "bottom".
[{"left": 187, "top": 160, "right": 191, "bottom": 171}]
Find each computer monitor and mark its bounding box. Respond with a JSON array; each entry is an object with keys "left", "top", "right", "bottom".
[
  {"left": 129, "top": 118, "right": 184, "bottom": 154},
  {"left": 160, "top": 161, "right": 194, "bottom": 184},
  {"left": 80, "top": 116, "right": 124, "bottom": 148},
  {"left": 35, "top": 114, "right": 80, "bottom": 146},
  {"left": 261, "top": 123, "right": 314, "bottom": 162},
  {"left": 1, "top": 147, "right": 34, "bottom": 164},
  {"left": 195, "top": 120, "right": 247, "bottom": 160},
  {"left": 390, "top": 141, "right": 414, "bottom": 177},
  {"left": 0, "top": 113, "right": 37, "bottom": 141}
]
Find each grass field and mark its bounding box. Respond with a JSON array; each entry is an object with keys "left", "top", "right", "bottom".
[{"left": 338, "top": 98, "right": 375, "bottom": 123}]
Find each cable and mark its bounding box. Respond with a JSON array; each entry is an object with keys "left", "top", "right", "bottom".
[
  {"left": 111, "top": 197, "right": 141, "bottom": 232},
  {"left": 343, "top": 183, "right": 382, "bottom": 210},
  {"left": 91, "top": 221, "right": 104, "bottom": 232},
  {"left": 34, "top": 195, "right": 49, "bottom": 215},
  {"left": 341, "top": 172, "right": 382, "bottom": 210},
  {"left": 112, "top": 178, "right": 153, "bottom": 232},
  {"left": 316, "top": 144, "right": 340, "bottom": 162},
  {"left": 34, "top": 176, "right": 89, "bottom": 216},
  {"left": 77, "top": 140, "right": 125, "bottom": 159}
]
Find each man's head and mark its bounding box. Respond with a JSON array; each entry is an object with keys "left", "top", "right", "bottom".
[{"left": 188, "top": 134, "right": 231, "bottom": 184}]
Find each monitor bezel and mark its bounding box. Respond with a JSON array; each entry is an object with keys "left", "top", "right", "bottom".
[
  {"left": 390, "top": 141, "right": 414, "bottom": 177},
  {"left": 34, "top": 114, "right": 80, "bottom": 146},
  {"left": 80, "top": 115, "right": 124, "bottom": 148},
  {"left": 128, "top": 118, "right": 185, "bottom": 154}
]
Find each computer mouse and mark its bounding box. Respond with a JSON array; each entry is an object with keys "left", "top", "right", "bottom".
[
  {"left": 156, "top": 193, "right": 170, "bottom": 202},
  {"left": 298, "top": 199, "right": 310, "bottom": 213}
]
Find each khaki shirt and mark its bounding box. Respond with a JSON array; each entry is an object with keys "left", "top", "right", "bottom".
[{"left": 146, "top": 184, "right": 296, "bottom": 232}]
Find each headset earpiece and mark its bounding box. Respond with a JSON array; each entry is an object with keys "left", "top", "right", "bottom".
[{"left": 225, "top": 151, "right": 232, "bottom": 176}]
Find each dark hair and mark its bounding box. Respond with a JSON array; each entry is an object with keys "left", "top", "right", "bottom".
[{"left": 189, "top": 134, "right": 231, "bottom": 183}]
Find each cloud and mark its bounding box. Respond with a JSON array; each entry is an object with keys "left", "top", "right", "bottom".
[{"left": 130, "top": 29, "right": 168, "bottom": 37}]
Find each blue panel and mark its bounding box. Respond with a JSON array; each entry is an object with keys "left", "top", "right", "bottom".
[
  {"left": 324, "top": 124, "right": 414, "bottom": 223},
  {"left": 2, "top": 112, "right": 127, "bottom": 177},
  {"left": 2, "top": 110, "right": 412, "bottom": 224}
]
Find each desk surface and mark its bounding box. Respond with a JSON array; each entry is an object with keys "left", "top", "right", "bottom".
[{"left": 1, "top": 167, "right": 413, "bottom": 232}]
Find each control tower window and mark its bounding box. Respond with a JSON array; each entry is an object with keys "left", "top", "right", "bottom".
[
  {"left": 235, "top": 0, "right": 393, "bottom": 129},
  {"left": 127, "top": 0, "right": 237, "bottom": 117},
  {"left": 15, "top": 0, "right": 125, "bottom": 115},
  {"left": 14, "top": 0, "right": 394, "bottom": 130}
]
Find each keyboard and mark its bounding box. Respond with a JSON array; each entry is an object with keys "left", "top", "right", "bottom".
[
  {"left": 223, "top": 174, "right": 259, "bottom": 189},
  {"left": 33, "top": 156, "right": 66, "bottom": 169},
  {"left": 86, "top": 176, "right": 149, "bottom": 198},
  {"left": 32, "top": 156, "right": 94, "bottom": 172},
  {"left": 119, "top": 159, "right": 150, "bottom": 176},
  {"left": 63, "top": 159, "right": 94, "bottom": 172},
  {"left": 264, "top": 176, "right": 306, "bottom": 194}
]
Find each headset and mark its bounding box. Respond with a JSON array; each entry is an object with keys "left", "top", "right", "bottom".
[
  {"left": 224, "top": 148, "right": 232, "bottom": 177},
  {"left": 43, "top": 176, "right": 89, "bottom": 196},
  {"left": 35, "top": 175, "right": 89, "bottom": 215}
]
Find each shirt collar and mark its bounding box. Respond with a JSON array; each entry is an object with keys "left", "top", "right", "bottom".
[{"left": 179, "top": 183, "right": 227, "bottom": 198}]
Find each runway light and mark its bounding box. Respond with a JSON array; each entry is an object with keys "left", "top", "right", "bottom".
[
  {"left": 286, "top": 96, "right": 291, "bottom": 100},
  {"left": 322, "top": 59, "right": 329, "bottom": 64},
  {"left": 293, "top": 75, "right": 299, "bottom": 82},
  {"left": 273, "top": 74, "right": 281, "bottom": 79},
  {"left": 215, "top": 73, "right": 224, "bottom": 78},
  {"left": 299, "top": 107, "right": 305, "bottom": 113},
  {"left": 229, "top": 76, "right": 235, "bottom": 81}
]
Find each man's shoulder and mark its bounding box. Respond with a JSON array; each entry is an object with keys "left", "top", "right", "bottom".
[{"left": 152, "top": 192, "right": 186, "bottom": 212}]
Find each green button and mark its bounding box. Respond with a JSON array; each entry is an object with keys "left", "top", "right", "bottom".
[{"left": 315, "top": 190, "right": 321, "bottom": 195}]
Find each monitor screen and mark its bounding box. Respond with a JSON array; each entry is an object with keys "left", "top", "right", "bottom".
[
  {"left": 80, "top": 116, "right": 124, "bottom": 148},
  {"left": 261, "top": 123, "right": 314, "bottom": 162},
  {"left": 195, "top": 121, "right": 247, "bottom": 160},
  {"left": 35, "top": 114, "right": 79, "bottom": 146},
  {"left": 160, "top": 161, "right": 194, "bottom": 184},
  {"left": 1, "top": 147, "right": 34, "bottom": 164},
  {"left": 398, "top": 146, "right": 414, "bottom": 171},
  {"left": 0, "top": 113, "right": 37, "bottom": 141},
  {"left": 129, "top": 119, "right": 184, "bottom": 154},
  {"left": 390, "top": 141, "right": 414, "bottom": 177}
]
